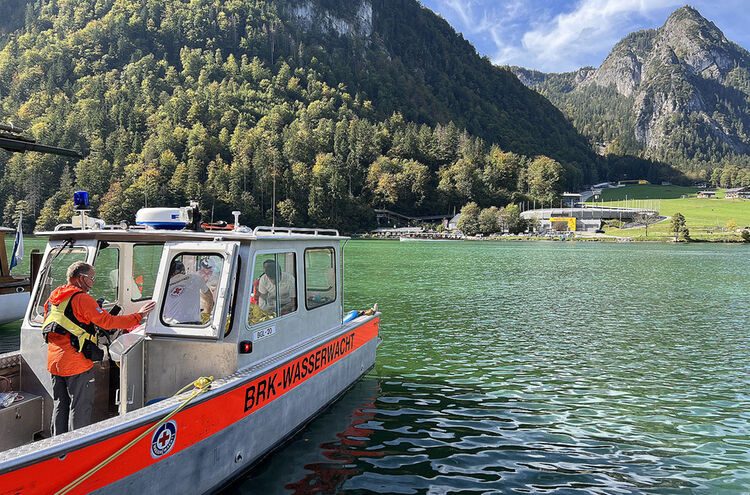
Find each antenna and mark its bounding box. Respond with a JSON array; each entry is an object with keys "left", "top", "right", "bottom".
[
  {"left": 272, "top": 163, "right": 276, "bottom": 227},
  {"left": 232, "top": 211, "right": 241, "bottom": 231}
]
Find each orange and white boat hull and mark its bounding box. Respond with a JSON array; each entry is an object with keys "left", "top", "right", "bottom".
[{"left": 0, "top": 316, "right": 380, "bottom": 495}]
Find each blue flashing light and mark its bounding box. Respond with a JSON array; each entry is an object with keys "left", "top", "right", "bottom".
[{"left": 73, "top": 191, "right": 90, "bottom": 211}]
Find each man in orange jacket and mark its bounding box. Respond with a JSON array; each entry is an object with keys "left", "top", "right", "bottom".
[{"left": 43, "top": 261, "right": 155, "bottom": 435}]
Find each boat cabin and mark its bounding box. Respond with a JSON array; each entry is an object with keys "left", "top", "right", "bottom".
[{"left": 2, "top": 216, "right": 348, "bottom": 445}]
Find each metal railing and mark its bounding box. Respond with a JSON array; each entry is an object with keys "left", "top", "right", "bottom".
[{"left": 252, "top": 226, "right": 340, "bottom": 236}]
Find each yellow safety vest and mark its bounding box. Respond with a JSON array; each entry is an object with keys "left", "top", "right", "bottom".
[{"left": 42, "top": 293, "right": 98, "bottom": 354}]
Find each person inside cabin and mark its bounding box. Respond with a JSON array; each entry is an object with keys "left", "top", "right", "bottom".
[
  {"left": 163, "top": 258, "right": 214, "bottom": 324},
  {"left": 247, "top": 276, "right": 268, "bottom": 325},
  {"left": 43, "top": 261, "right": 155, "bottom": 435},
  {"left": 257, "top": 259, "right": 296, "bottom": 316},
  {"left": 198, "top": 257, "right": 219, "bottom": 298}
]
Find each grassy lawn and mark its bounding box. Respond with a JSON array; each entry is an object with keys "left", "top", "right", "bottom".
[
  {"left": 589, "top": 184, "right": 702, "bottom": 200},
  {"left": 587, "top": 185, "right": 750, "bottom": 240}
]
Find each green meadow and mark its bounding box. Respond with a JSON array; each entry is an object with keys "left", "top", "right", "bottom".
[
  {"left": 587, "top": 185, "right": 750, "bottom": 240},
  {"left": 592, "top": 184, "right": 701, "bottom": 200}
]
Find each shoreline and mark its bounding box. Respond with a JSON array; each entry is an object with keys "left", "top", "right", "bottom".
[{"left": 356, "top": 234, "right": 750, "bottom": 244}]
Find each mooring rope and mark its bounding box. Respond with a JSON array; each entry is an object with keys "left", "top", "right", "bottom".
[{"left": 55, "top": 376, "right": 214, "bottom": 495}]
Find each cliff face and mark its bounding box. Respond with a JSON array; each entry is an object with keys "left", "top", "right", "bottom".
[
  {"left": 511, "top": 6, "right": 750, "bottom": 169},
  {"left": 290, "top": 1, "right": 373, "bottom": 38}
]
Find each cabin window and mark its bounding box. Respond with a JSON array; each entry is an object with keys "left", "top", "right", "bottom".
[
  {"left": 247, "top": 252, "right": 297, "bottom": 326},
  {"left": 31, "top": 246, "right": 88, "bottom": 324},
  {"left": 132, "top": 244, "right": 162, "bottom": 301},
  {"left": 90, "top": 246, "right": 119, "bottom": 305},
  {"left": 160, "top": 253, "right": 224, "bottom": 326},
  {"left": 304, "top": 248, "right": 336, "bottom": 310}
]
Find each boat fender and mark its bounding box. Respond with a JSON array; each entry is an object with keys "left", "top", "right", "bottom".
[{"left": 342, "top": 310, "right": 359, "bottom": 323}]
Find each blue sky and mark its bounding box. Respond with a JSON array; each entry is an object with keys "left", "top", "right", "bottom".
[{"left": 419, "top": 1, "right": 750, "bottom": 72}]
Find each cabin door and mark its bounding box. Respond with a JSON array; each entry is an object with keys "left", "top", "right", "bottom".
[{"left": 146, "top": 241, "right": 239, "bottom": 339}]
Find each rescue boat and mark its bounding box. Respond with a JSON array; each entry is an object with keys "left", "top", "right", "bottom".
[
  {"left": 0, "top": 123, "right": 80, "bottom": 326},
  {"left": 0, "top": 227, "right": 31, "bottom": 325},
  {"left": 0, "top": 202, "right": 380, "bottom": 494}
]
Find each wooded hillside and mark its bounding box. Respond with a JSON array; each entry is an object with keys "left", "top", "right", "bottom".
[{"left": 0, "top": 0, "right": 675, "bottom": 232}]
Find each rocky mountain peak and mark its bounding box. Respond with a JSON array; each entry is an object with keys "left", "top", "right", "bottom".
[
  {"left": 665, "top": 5, "right": 705, "bottom": 23},
  {"left": 582, "top": 5, "right": 737, "bottom": 97},
  {"left": 658, "top": 5, "right": 733, "bottom": 80},
  {"left": 509, "top": 5, "right": 750, "bottom": 168}
]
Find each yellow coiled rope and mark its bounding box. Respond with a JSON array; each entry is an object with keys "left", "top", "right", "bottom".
[{"left": 55, "top": 376, "right": 214, "bottom": 495}]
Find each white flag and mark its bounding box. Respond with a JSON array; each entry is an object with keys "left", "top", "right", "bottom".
[{"left": 9, "top": 214, "right": 23, "bottom": 272}]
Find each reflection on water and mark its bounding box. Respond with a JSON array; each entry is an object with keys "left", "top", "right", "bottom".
[
  {"left": 232, "top": 379, "right": 382, "bottom": 495},
  {"left": 4, "top": 241, "right": 749, "bottom": 493}
]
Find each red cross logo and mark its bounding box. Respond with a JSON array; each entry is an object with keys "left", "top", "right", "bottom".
[
  {"left": 151, "top": 420, "right": 177, "bottom": 458},
  {"left": 158, "top": 429, "right": 171, "bottom": 447}
]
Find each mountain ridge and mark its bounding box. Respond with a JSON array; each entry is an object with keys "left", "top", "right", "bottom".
[{"left": 511, "top": 5, "right": 750, "bottom": 177}]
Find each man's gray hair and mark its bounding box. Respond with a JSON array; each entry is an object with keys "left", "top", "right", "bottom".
[{"left": 67, "top": 261, "right": 93, "bottom": 282}]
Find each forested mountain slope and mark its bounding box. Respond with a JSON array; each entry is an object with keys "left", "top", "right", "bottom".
[
  {"left": 512, "top": 6, "right": 750, "bottom": 185},
  {"left": 0, "top": 0, "right": 601, "bottom": 231}
]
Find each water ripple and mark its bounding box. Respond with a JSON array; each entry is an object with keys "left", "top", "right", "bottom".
[{"left": 181, "top": 242, "right": 750, "bottom": 493}]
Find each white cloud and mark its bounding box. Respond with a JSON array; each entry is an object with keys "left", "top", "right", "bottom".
[
  {"left": 443, "top": 0, "right": 474, "bottom": 28},
  {"left": 521, "top": 0, "right": 682, "bottom": 71},
  {"left": 432, "top": 0, "right": 529, "bottom": 65},
  {"left": 489, "top": 30, "right": 523, "bottom": 63},
  {"left": 423, "top": 0, "right": 704, "bottom": 71}
]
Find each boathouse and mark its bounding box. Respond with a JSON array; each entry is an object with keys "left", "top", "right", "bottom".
[{"left": 448, "top": 213, "right": 461, "bottom": 230}]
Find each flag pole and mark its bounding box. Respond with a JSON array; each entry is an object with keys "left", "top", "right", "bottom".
[{"left": 9, "top": 213, "right": 23, "bottom": 273}]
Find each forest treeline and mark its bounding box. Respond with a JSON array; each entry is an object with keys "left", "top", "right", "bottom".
[{"left": 0, "top": 0, "right": 687, "bottom": 232}]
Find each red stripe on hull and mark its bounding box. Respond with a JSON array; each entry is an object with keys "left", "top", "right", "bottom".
[{"left": 0, "top": 317, "right": 379, "bottom": 495}]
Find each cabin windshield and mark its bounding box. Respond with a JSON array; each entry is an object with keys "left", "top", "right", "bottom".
[
  {"left": 132, "top": 244, "right": 162, "bottom": 301},
  {"left": 89, "top": 245, "right": 119, "bottom": 305},
  {"left": 30, "top": 245, "right": 89, "bottom": 324}
]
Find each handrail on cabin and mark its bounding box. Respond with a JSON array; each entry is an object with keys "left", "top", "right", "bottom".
[{"left": 252, "top": 226, "right": 340, "bottom": 236}]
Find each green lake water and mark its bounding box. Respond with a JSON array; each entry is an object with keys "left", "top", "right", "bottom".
[{"left": 3, "top": 239, "right": 749, "bottom": 493}]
